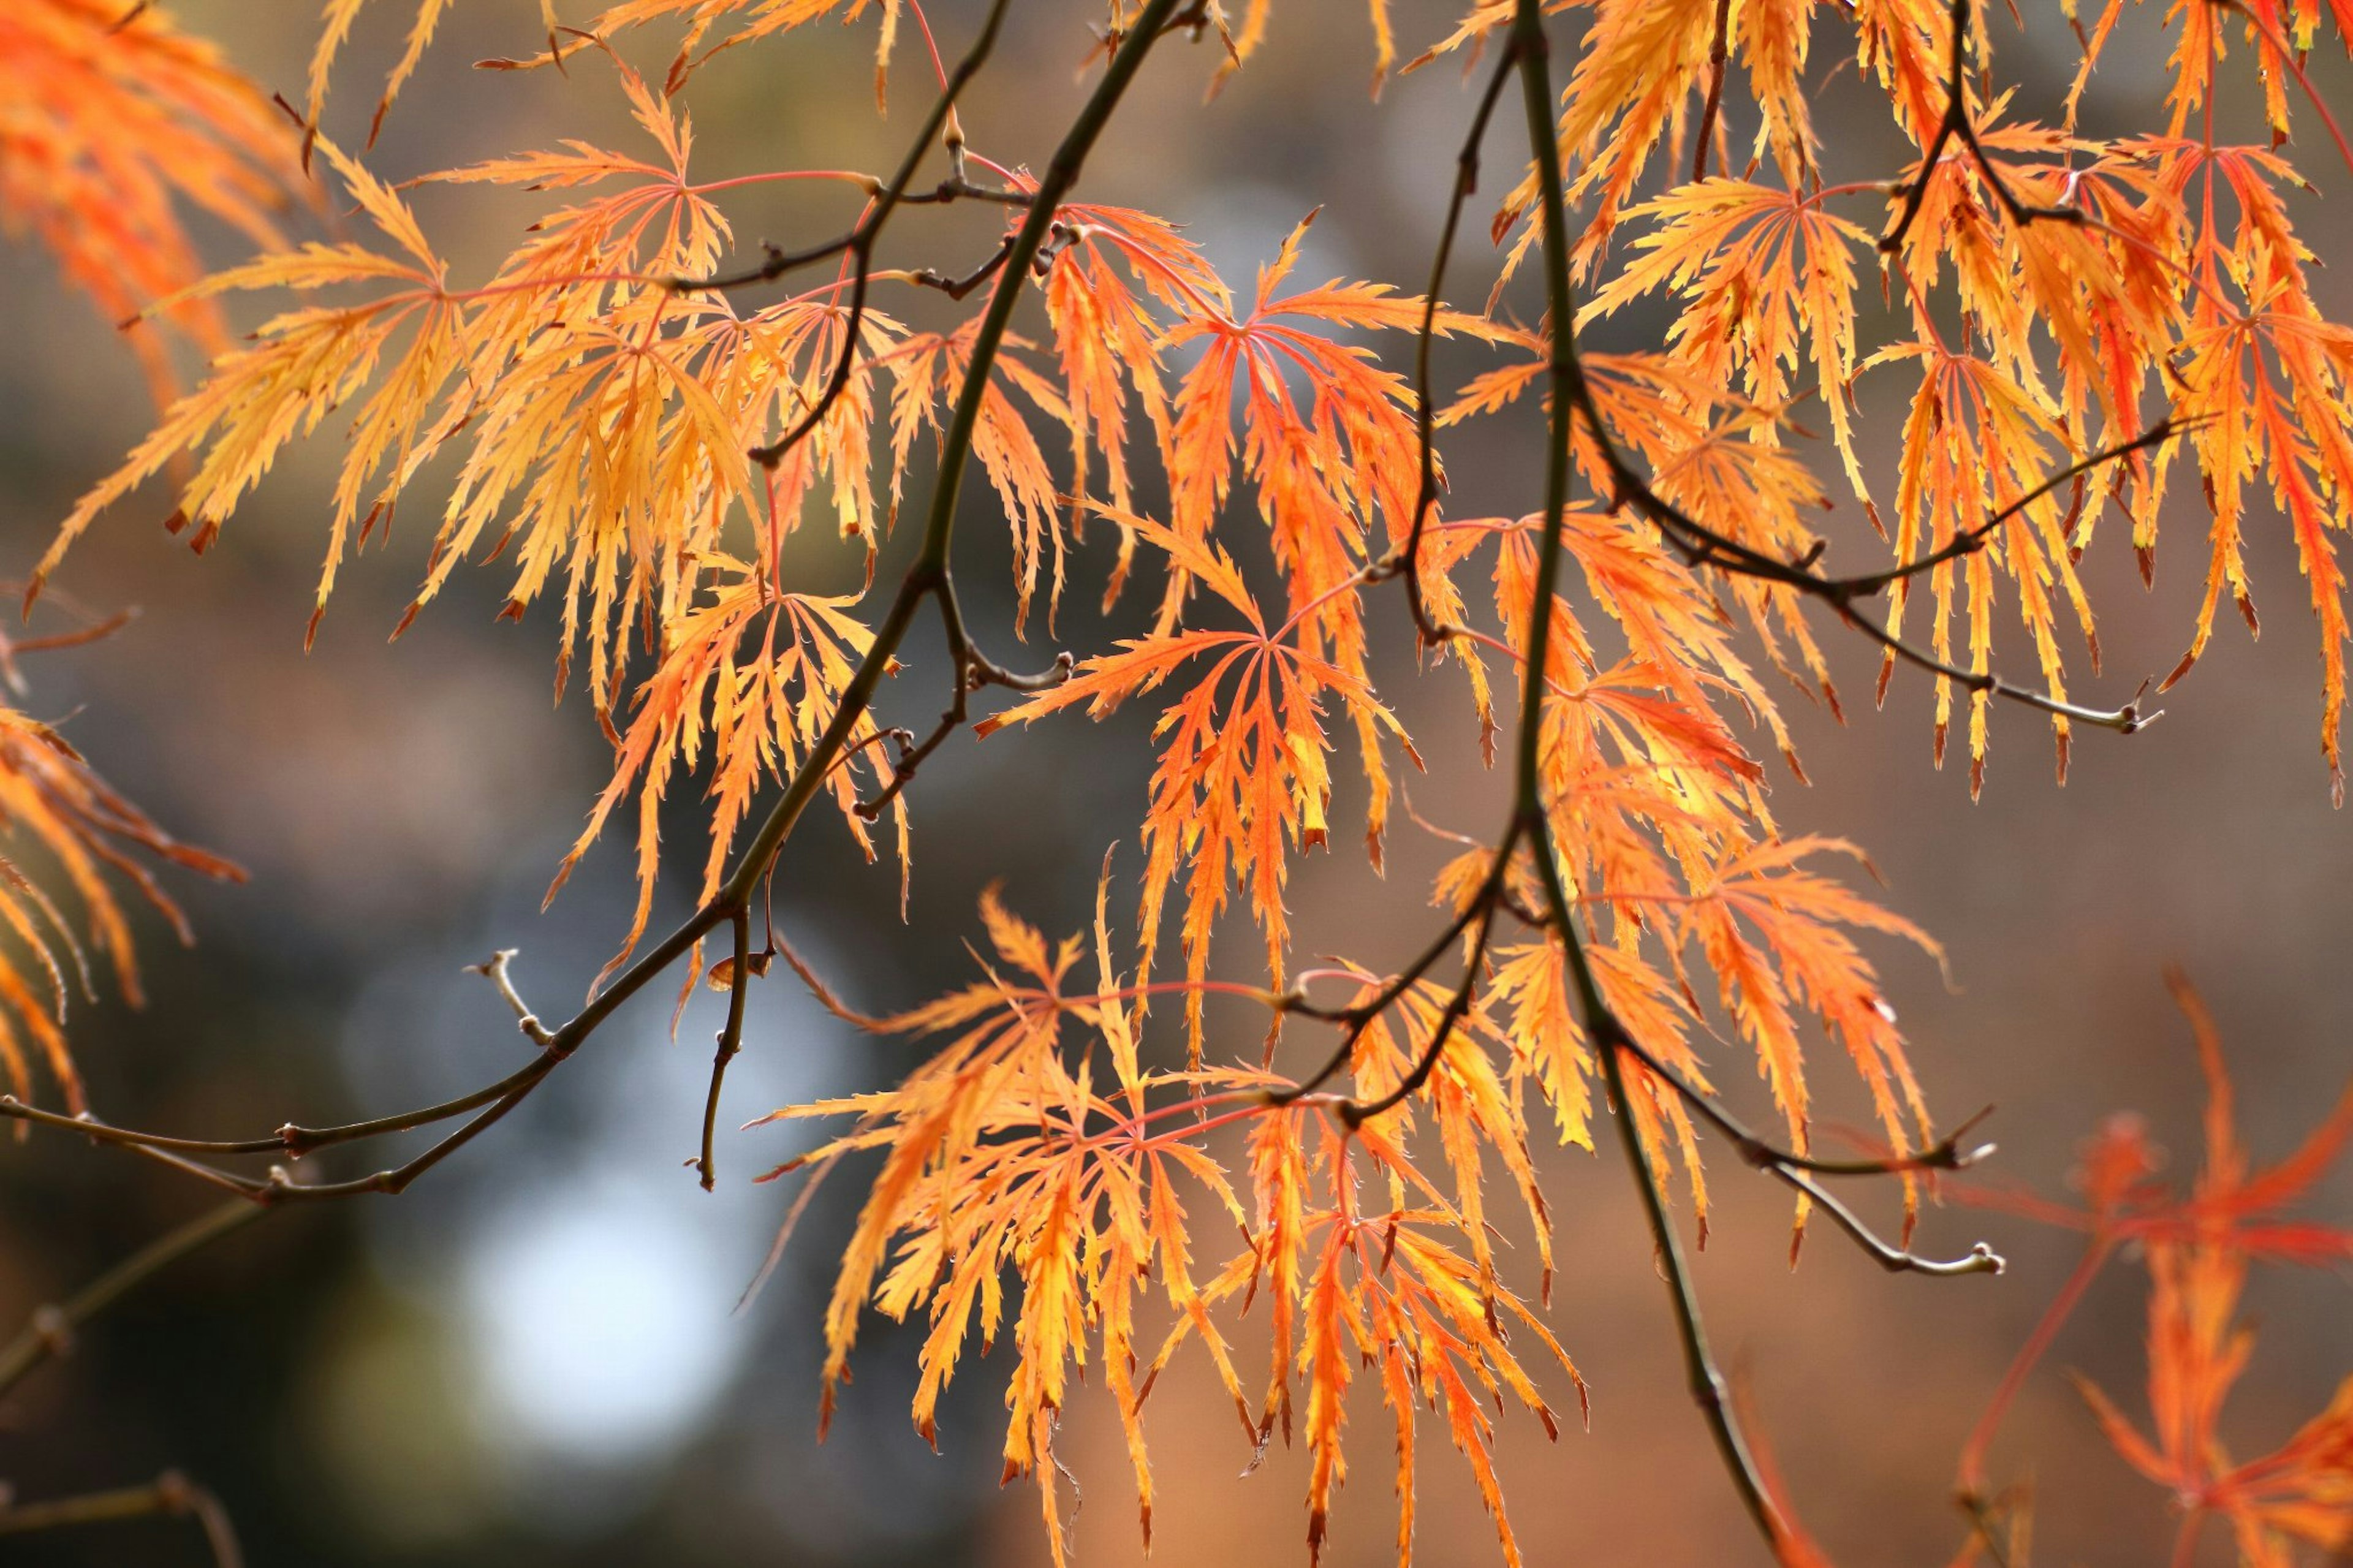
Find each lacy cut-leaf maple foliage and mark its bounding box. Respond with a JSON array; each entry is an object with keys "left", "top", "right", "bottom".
[
  {"left": 2, "top": 0, "right": 2353, "bottom": 1564},
  {"left": 0, "top": 0, "right": 299, "bottom": 407},
  {"left": 1946, "top": 969, "right": 2353, "bottom": 1567}
]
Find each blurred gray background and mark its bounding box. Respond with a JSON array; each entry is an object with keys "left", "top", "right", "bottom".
[{"left": 0, "top": 1, "right": 2347, "bottom": 1564}]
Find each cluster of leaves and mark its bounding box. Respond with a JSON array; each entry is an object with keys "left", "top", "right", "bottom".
[
  {"left": 765, "top": 884, "right": 1591, "bottom": 1566},
  {"left": 0, "top": 0, "right": 297, "bottom": 408},
  {"left": 5, "top": 0, "right": 2353, "bottom": 1564},
  {"left": 0, "top": 700, "right": 241, "bottom": 1112},
  {"left": 1945, "top": 971, "right": 2353, "bottom": 1566},
  {"left": 20, "top": 11, "right": 1945, "bottom": 1543},
  {"left": 1447, "top": 0, "right": 2353, "bottom": 799},
  {"left": 0, "top": 1, "right": 264, "bottom": 1117}
]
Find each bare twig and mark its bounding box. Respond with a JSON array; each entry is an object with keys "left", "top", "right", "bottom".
[
  {"left": 0, "top": 1471, "right": 241, "bottom": 1567},
  {"left": 1380, "top": 38, "right": 1520, "bottom": 646},
  {"left": 464, "top": 948, "right": 553, "bottom": 1046},
  {"left": 0, "top": 1199, "right": 263, "bottom": 1402},
  {"left": 697, "top": 908, "right": 754, "bottom": 1191},
  {"left": 1773, "top": 1165, "right": 2004, "bottom": 1276},
  {"left": 900, "top": 231, "right": 1020, "bottom": 300},
  {"left": 854, "top": 583, "right": 1073, "bottom": 822},
  {"left": 1268, "top": 828, "right": 1519, "bottom": 1104}
]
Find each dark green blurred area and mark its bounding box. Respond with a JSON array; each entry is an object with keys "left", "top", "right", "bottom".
[{"left": 2, "top": 2, "right": 2350, "bottom": 1565}]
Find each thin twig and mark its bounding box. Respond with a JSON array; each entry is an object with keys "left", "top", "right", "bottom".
[
  {"left": 854, "top": 583, "right": 1072, "bottom": 822},
  {"left": 1771, "top": 1165, "right": 2003, "bottom": 1275},
  {"left": 0, "top": 1199, "right": 263, "bottom": 1401},
  {"left": 1340, "top": 895, "right": 1502, "bottom": 1124},
  {"left": 1268, "top": 828, "right": 1519, "bottom": 1104},
  {"left": 697, "top": 908, "right": 754, "bottom": 1191},
  {"left": 1381, "top": 38, "right": 1520, "bottom": 646},
  {"left": 1823, "top": 420, "right": 2182, "bottom": 598},
  {"left": 672, "top": 0, "right": 1022, "bottom": 469},
  {"left": 668, "top": 0, "right": 1026, "bottom": 471},
  {"left": 464, "top": 948, "right": 553, "bottom": 1046},
  {"left": 900, "top": 231, "right": 1020, "bottom": 300},
  {"left": 0, "top": 1471, "right": 242, "bottom": 1566}
]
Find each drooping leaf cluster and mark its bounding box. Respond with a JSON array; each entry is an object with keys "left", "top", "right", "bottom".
[
  {"left": 0, "top": 700, "right": 241, "bottom": 1112},
  {"left": 0, "top": 0, "right": 298, "bottom": 407},
  {"left": 6, "top": 0, "right": 2353, "bottom": 1562}
]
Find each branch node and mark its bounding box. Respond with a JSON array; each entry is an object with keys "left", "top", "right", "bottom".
[{"left": 29, "top": 1304, "right": 70, "bottom": 1357}]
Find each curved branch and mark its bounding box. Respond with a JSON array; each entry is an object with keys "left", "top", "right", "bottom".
[
  {"left": 1269, "top": 825, "right": 1520, "bottom": 1104},
  {"left": 1338, "top": 893, "right": 1502, "bottom": 1126}
]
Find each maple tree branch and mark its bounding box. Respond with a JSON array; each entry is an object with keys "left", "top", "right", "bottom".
[
  {"left": 0, "top": 1052, "right": 553, "bottom": 1158},
  {"left": 1823, "top": 419, "right": 2181, "bottom": 597},
  {"left": 1593, "top": 1023, "right": 1787, "bottom": 1537},
  {"left": 0, "top": 1471, "right": 241, "bottom": 1567},
  {"left": 1836, "top": 601, "right": 2155, "bottom": 733},
  {"left": 1774, "top": 1166, "right": 2003, "bottom": 1275},
  {"left": 1596, "top": 1031, "right": 2001, "bottom": 1180},
  {"left": 1455, "top": 0, "right": 2161, "bottom": 752},
  {"left": 696, "top": 907, "right": 754, "bottom": 1191},
  {"left": 1559, "top": 444, "right": 2161, "bottom": 731},
  {"left": 1382, "top": 35, "right": 1520, "bottom": 647},
  {"left": 896, "top": 230, "right": 1020, "bottom": 300},
  {"left": 1770, "top": 1109, "right": 1996, "bottom": 1176},
  {"left": 1506, "top": 0, "right": 1783, "bottom": 1540},
  {"left": 855, "top": 581, "right": 1072, "bottom": 822},
  {"left": 855, "top": 592, "right": 976, "bottom": 822},
  {"left": 0, "top": 1198, "right": 263, "bottom": 1401},
  {"left": 1256, "top": 1, "right": 2020, "bottom": 1528},
  {"left": 758, "top": 270, "right": 874, "bottom": 466}
]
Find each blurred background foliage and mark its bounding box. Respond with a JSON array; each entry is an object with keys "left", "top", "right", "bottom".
[{"left": 0, "top": 1, "right": 2348, "bottom": 1564}]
